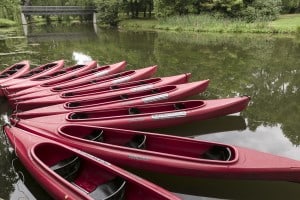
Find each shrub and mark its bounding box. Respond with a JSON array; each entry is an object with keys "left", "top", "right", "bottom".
[{"left": 239, "top": 0, "right": 282, "bottom": 22}]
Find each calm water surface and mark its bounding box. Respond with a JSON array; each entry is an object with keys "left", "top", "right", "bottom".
[{"left": 0, "top": 23, "right": 299, "bottom": 200}]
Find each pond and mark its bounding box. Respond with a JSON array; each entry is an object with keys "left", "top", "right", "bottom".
[{"left": 0, "top": 23, "right": 300, "bottom": 200}]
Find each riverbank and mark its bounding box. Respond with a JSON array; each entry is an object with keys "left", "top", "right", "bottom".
[{"left": 119, "top": 14, "right": 300, "bottom": 34}]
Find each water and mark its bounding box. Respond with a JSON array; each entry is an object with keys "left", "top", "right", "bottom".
[{"left": 0, "top": 23, "right": 299, "bottom": 199}]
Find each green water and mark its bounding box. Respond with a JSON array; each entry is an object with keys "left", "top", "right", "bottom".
[{"left": 0, "top": 23, "right": 300, "bottom": 199}]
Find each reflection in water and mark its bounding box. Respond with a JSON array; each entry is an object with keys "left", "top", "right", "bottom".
[
  {"left": 72, "top": 51, "right": 92, "bottom": 64},
  {"left": 0, "top": 25, "right": 299, "bottom": 199},
  {"left": 197, "top": 124, "right": 300, "bottom": 160}
]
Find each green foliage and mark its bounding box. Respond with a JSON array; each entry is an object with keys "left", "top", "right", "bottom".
[
  {"left": 0, "top": 0, "right": 20, "bottom": 21},
  {"left": 94, "top": 0, "right": 120, "bottom": 26},
  {"left": 0, "top": 18, "right": 17, "bottom": 27},
  {"left": 239, "top": 0, "right": 282, "bottom": 22},
  {"left": 281, "top": 0, "right": 300, "bottom": 13}
]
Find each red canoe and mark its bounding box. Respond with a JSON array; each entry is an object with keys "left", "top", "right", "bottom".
[
  {"left": 9, "top": 123, "right": 300, "bottom": 182},
  {"left": 3, "top": 125, "right": 180, "bottom": 200},
  {"left": 0, "top": 60, "right": 64, "bottom": 88},
  {"left": 8, "top": 65, "right": 157, "bottom": 100},
  {"left": 11, "top": 96, "right": 250, "bottom": 130},
  {"left": 3, "top": 61, "right": 97, "bottom": 96},
  {"left": 0, "top": 60, "right": 30, "bottom": 95},
  {"left": 14, "top": 80, "right": 209, "bottom": 114},
  {"left": 8, "top": 61, "right": 127, "bottom": 101},
  {"left": 11, "top": 73, "right": 191, "bottom": 103}
]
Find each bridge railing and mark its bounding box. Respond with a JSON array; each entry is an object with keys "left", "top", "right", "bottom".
[{"left": 21, "top": 6, "right": 96, "bottom": 15}]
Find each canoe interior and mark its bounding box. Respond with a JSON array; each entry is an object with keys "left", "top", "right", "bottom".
[
  {"left": 60, "top": 125, "right": 236, "bottom": 162},
  {"left": 65, "top": 85, "right": 176, "bottom": 108},
  {"left": 61, "top": 78, "right": 160, "bottom": 98},
  {"left": 33, "top": 64, "right": 85, "bottom": 81},
  {"left": 52, "top": 70, "right": 134, "bottom": 92},
  {"left": 18, "top": 63, "right": 59, "bottom": 79},
  {"left": 0, "top": 64, "right": 26, "bottom": 79},
  {"left": 34, "top": 143, "right": 127, "bottom": 198},
  {"left": 42, "top": 65, "right": 106, "bottom": 87},
  {"left": 68, "top": 101, "right": 205, "bottom": 119}
]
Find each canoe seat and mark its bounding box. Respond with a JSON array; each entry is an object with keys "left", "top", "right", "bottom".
[
  {"left": 120, "top": 94, "right": 129, "bottom": 100},
  {"left": 5, "top": 70, "right": 18, "bottom": 75},
  {"left": 89, "top": 79, "right": 98, "bottom": 84},
  {"left": 71, "top": 65, "right": 84, "bottom": 70},
  {"left": 110, "top": 85, "right": 119, "bottom": 90},
  {"left": 174, "top": 103, "right": 185, "bottom": 110},
  {"left": 151, "top": 89, "right": 159, "bottom": 94},
  {"left": 89, "top": 177, "right": 126, "bottom": 200},
  {"left": 43, "top": 63, "right": 56, "bottom": 70},
  {"left": 84, "top": 129, "right": 104, "bottom": 142},
  {"left": 68, "top": 102, "right": 81, "bottom": 107},
  {"left": 51, "top": 156, "right": 81, "bottom": 181},
  {"left": 12, "top": 64, "right": 25, "bottom": 70},
  {"left": 125, "top": 135, "right": 146, "bottom": 149},
  {"left": 202, "top": 146, "right": 232, "bottom": 161},
  {"left": 70, "top": 112, "right": 88, "bottom": 119},
  {"left": 0, "top": 74, "right": 9, "bottom": 78},
  {"left": 138, "top": 80, "right": 147, "bottom": 85},
  {"left": 63, "top": 92, "right": 74, "bottom": 97},
  {"left": 114, "top": 74, "right": 122, "bottom": 78},
  {"left": 128, "top": 107, "right": 141, "bottom": 115}
]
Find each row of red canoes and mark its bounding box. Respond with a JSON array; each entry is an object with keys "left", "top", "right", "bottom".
[{"left": 2, "top": 60, "right": 299, "bottom": 200}]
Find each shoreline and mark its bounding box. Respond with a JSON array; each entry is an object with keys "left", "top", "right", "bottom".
[{"left": 119, "top": 14, "right": 300, "bottom": 34}]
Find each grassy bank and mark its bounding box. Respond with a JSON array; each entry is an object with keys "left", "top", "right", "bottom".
[
  {"left": 119, "top": 14, "right": 300, "bottom": 34},
  {"left": 0, "top": 18, "right": 17, "bottom": 28}
]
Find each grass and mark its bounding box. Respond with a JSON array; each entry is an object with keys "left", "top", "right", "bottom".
[
  {"left": 119, "top": 14, "right": 300, "bottom": 34},
  {"left": 0, "top": 18, "right": 17, "bottom": 28},
  {"left": 270, "top": 14, "right": 300, "bottom": 33}
]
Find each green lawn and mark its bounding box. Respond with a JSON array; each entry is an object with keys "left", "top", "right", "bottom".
[{"left": 269, "top": 14, "right": 300, "bottom": 32}]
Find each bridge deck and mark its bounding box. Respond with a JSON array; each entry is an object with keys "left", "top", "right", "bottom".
[{"left": 21, "top": 6, "right": 96, "bottom": 15}]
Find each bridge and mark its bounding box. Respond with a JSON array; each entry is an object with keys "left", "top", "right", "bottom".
[{"left": 21, "top": 6, "right": 97, "bottom": 25}]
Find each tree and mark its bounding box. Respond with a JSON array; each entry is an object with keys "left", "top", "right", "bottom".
[{"left": 94, "top": 0, "right": 120, "bottom": 26}]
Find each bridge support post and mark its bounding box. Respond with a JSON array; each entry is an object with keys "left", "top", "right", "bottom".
[
  {"left": 21, "top": 13, "right": 27, "bottom": 25},
  {"left": 93, "top": 12, "right": 97, "bottom": 24}
]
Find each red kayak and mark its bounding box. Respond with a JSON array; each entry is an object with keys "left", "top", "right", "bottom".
[
  {"left": 0, "top": 60, "right": 64, "bottom": 88},
  {"left": 8, "top": 65, "right": 157, "bottom": 100},
  {"left": 14, "top": 80, "right": 209, "bottom": 114},
  {"left": 0, "top": 60, "right": 30, "bottom": 95},
  {"left": 3, "top": 124, "right": 180, "bottom": 200},
  {"left": 3, "top": 61, "right": 97, "bottom": 96},
  {"left": 9, "top": 123, "right": 300, "bottom": 182},
  {"left": 11, "top": 96, "right": 250, "bottom": 130},
  {"left": 8, "top": 61, "right": 126, "bottom": 101},
  {"left": 11, "top": 73, "right": 191, "bottom": 103}
]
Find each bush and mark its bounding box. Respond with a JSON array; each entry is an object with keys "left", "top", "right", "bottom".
[{"left": 240, "top": 0, "right": 282, "bottom": 22}]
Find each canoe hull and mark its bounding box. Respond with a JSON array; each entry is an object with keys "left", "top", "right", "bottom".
[
  {"left": 4, "top": 61, "right": 97, "bottom": 97},
  {"left": 3, "top": 125, "right": 180, "bottom": 200},
  {"left": 12, "top": 97, "right": 250, "bottom": 130},
  {"left": 9, "top": 123, "right": 300, "bottom": 182},
  {"left": 14, "top": 80, "right": 209, "bottom": 115}
]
